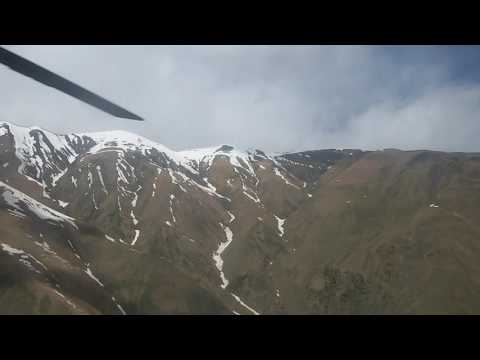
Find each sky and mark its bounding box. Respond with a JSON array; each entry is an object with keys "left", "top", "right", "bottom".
[{"left": 1, "top": 45, "right": 480, "bottom": 153}]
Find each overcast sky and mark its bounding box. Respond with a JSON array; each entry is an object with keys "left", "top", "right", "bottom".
[{"left": 1, "top": 45, "right": 480, "bottom": 153}]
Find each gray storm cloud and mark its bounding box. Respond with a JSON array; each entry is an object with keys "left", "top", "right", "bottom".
[{"left": 0, "top": 45, "right": 479, "bottom": 153}]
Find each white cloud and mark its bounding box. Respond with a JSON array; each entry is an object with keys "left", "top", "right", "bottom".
[
  {"left": 341, "top": 85, "right": 480, "bottom": 152},
  {"left": 0, "top": 45, "right": 478, "bottom": 152}
]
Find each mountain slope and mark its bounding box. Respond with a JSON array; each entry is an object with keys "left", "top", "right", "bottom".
[{"left": 2, "top": 121, "right": 480, "bottom": 314}]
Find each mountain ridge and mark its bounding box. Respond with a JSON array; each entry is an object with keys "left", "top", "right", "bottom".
[
  {"left": 2, "top": 121, "right": 480, "bottom": 314},
  {"left": 0, "top": 120, "right": 290, "bottom": 161}
]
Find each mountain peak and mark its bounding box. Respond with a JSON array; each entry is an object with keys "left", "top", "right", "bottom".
[{"left": 215, "top": 145, "right": 235, "bottom": 153}]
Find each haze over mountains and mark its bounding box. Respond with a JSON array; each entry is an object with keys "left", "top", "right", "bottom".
[{"left": 1, "top": 121, "right": 480, "bottom": 314}]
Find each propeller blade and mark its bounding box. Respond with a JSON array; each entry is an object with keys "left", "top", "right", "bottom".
[{"left": 0, "top": 46, "right": 144, "bottom": 121}]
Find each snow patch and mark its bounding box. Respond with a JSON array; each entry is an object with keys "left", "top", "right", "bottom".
[
  {"left": 1, "top": 243, "right": 24, "bottom": 255},
  {"left": 84, "top": 265, "right": 104, "bottom": 287},
  {"left": 111, "top": 296, "right": 127, "bottom": 315},
  {"left": 178, "top": 145, "right": 256, "bottom": 176},
  {"left": 0, "top": 181, "right": 78, "bottom": 229},
  {"left": 7, "top": 208, "right": 26, "bottom": 219},
  {"left": 1, "top": 243, "right": 46, "bottom": 273},
  {"left": 105, "top": 235, "right": 116, "bottom": 243},
  {"left": 53, "top": 290, "right": 77, "bottom": 310},
  {"left": 274, "top": 215, "right": 286, "bottom": 238},
  {"left": 131, "top": 229, "right": 140, "bottom": 246},
  {"left": 96, "top": 165, "right": 108, "bottom": 194},
  {"left": 34, "top": 241, "right": 56, "bottom": 256},
  {"left": 227, "top": 210, "right": 236, "bottom": 223},
  {"left": 169, "top": 194, "right": 176, "bottom": 223},
  {"left": 213, "top": 223, "right": 234, "bottom": 289},
  {"left": 231, "top": 293, "right": 260, "bottom": 315},
  {"left": 130, "top": 210, "right": 139, "bottom": 225},
  {"left": 58, "top": 200, "right": 69, "bottom": 208},
  {"left": 273, "top": 168, "right": 300, "bottom": 189}
]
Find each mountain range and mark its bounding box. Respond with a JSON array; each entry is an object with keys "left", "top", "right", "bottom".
[{"left": 1, "top": 121, "right": 480, "bottom": 314}]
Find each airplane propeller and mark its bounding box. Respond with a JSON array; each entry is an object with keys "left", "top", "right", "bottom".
[{"left": 0, "top": 46, "right": 144, "bottom": 121}]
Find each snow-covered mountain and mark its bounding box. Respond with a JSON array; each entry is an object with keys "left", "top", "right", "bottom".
[{"left": 2, "top": 121, "right": 480, "bottom": 314}]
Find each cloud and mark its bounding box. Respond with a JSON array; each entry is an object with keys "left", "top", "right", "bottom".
[
  {"left": 341, "top": 84, "right": 480, "bottom": 152},
  {"left": 0, "top": 45, "right": 479, "bottom": 152}
]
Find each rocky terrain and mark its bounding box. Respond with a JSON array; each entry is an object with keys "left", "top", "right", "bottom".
[{"left": 1, "top": 121, "right": 480, "bottom": 314}]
